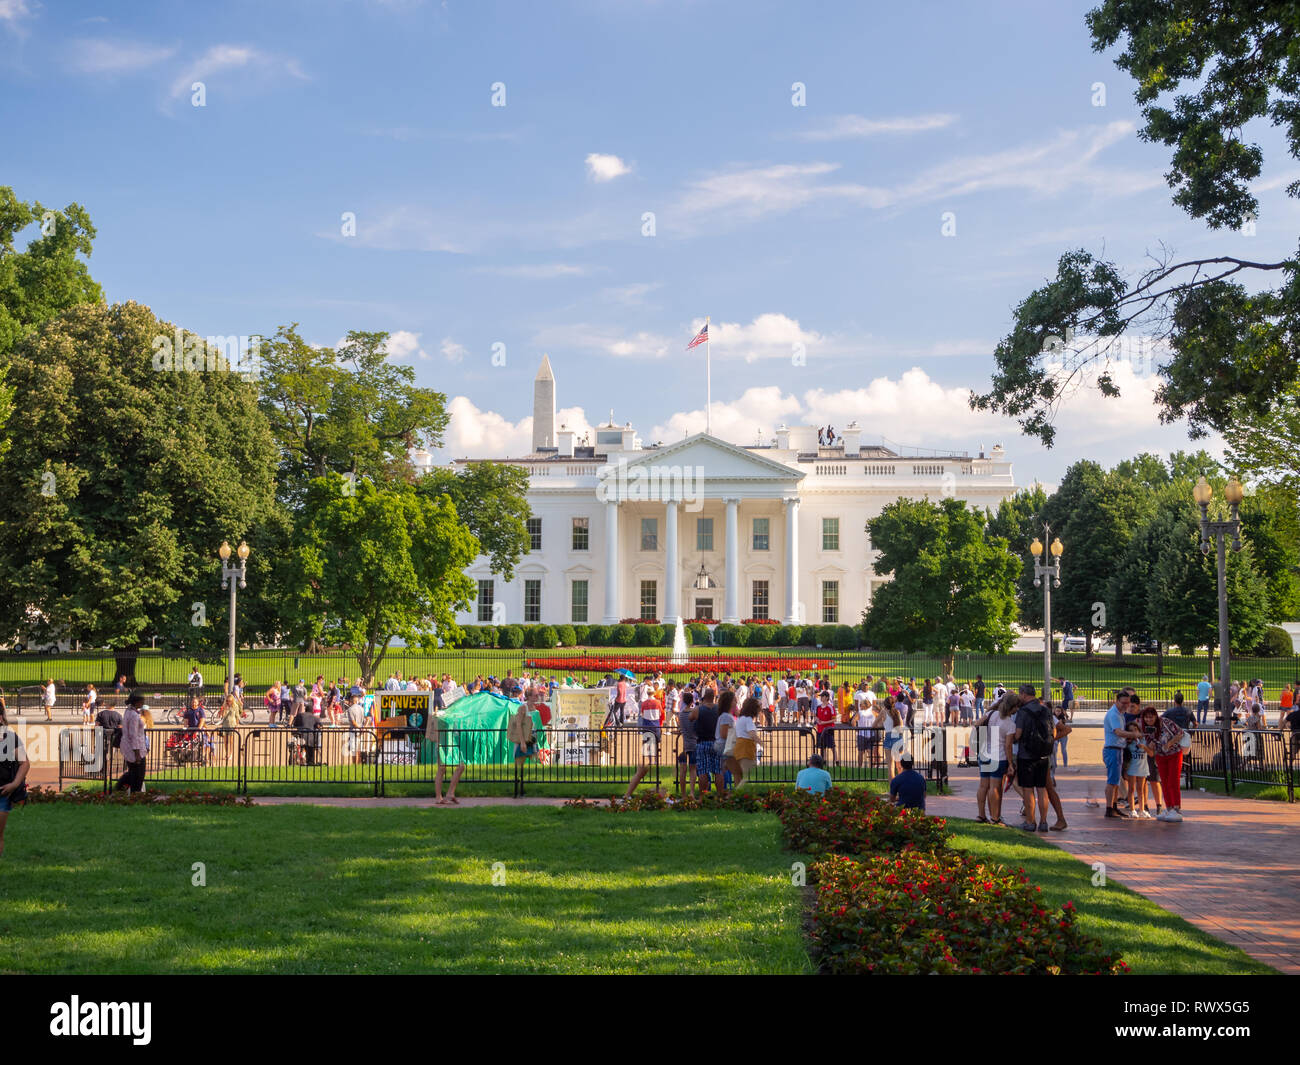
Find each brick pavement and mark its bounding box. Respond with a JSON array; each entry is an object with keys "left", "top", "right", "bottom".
[{"left": 927, "top": 765, "right": 1300, "bottom": 973}]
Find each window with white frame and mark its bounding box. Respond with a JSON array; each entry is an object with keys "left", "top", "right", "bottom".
[
  {"left": 822, "top": 517, "right": 840, "bottom": 551},
  {"left": 571, "top": 580, "right": 588, "bottom": 623},
  {"left": 752, "top": 580, "right": 769, "bottom": 620},
  {"left": 697, "top": 517, "right": 714, "bottom": 551},
  {"left": 752, "top": 517, "right": 769, "bottom": 551},
  {"left": 640, "top": 580, "right": 657, "bottom": 620},
  {"left": 477, "top": 579, "right": 495, "bottom": 622},
  {"left": 523, "top": 579, "right": 541, "bottom": 623},
  {"left": 571, "top": 516, "right": 589, "bottom": 551},
  {"left": 641, "top": 517, "right": 658, "bottom": 551},
  {"left": 526, "top": 517, "right": 542, "bottom": 551},
  {"left": 821, "top": 580, "right": 839, "bottom": 623}
]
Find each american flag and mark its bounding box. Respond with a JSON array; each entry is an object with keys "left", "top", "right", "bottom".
[{"left": 686, "top": 323, "right": 708, "bottom": 350}]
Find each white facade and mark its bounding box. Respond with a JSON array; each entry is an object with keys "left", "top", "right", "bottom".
[{"left": 448, "top": 359, "right": 1019, "bottom": 628}]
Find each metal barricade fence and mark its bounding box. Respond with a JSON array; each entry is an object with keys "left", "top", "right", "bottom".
[
  {"left": 59, "top": 727, "right": 246, "bottom": 792},
  {"left": 1182, "top": 727, "right": 1296, "bottom": 801}
]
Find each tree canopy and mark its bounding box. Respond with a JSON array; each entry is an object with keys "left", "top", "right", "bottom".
[
  {"left": 0, "top": 301, "right": 277, "bottom": 668},
  {"left": 862, "top": 497, "right": 1021, "bottom": 673},
  {"left": 283, "top": 475, "right": 479, "bottom": 684},
  {"left": 970, "top": 0, "right": 1300, "bottom": 486}
]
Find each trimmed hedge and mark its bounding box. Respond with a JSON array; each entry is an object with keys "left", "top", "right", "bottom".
[
  {"left": 1255, "top": 625, "right": 1294, "bottom": 657},
  {"left": 556, "top": 624, "right": 577, "bottom": 648},
  {"left": 499, "top": 624, "right": 525, "bottom": 649}
]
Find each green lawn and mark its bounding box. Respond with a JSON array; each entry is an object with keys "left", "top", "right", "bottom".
[
  {"left": 6, "top": 645, "right": 1298, "bottom": 703},
  {"left": 0, "top": 805, "right": 813, "bottom": 975},
  {"left": 947, "top": 821, "right": 1276, "bottom": 975}
]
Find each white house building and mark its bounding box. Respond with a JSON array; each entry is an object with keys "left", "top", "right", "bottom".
[{"left": 422, "top": 357, "right": 1020, "bottom": 628}]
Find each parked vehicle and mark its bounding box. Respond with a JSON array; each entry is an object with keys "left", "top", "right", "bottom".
[{"left": 1061, "top": 633, "right": 1087, "bottom": 652}]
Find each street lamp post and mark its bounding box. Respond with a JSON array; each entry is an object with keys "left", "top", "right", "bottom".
[
  {"left": 1031, "top": 528, "right": 1064, "bottom": 705},
  {"left": 219, "top": 540, "right": 251, "bottom": 694},
  {"left": 1193, "top": 475, "right": 1243, "bottom": 749}
]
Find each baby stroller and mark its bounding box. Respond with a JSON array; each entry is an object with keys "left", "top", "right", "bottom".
[{"left": 166, "top": 730, "right": 208, "bottom": 766}]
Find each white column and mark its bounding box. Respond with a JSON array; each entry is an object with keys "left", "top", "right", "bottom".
[
  {"left": 603, "top": 500, "right": 620, "bottom": 623},
  {"left": 723, "top": 497, "right": 740, "bottom": 624},
  {"left": 784, "top": 497, "right": 800, "bottom": 624},
  {"left": 663, "top": 500, "right": 680, "bottom": 625}
]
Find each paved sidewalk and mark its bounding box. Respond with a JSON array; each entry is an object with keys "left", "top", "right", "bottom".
[{"left": 929, "top": 766, "right": 1300, "bottom": 973}]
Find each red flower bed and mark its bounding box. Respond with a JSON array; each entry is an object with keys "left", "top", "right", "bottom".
[
  {"left": 776, "top": 788, "right": 950, "bottom": 858},
  {"left": 523, "top": 653, "right": 833, "bottom": 674},
  {"left": 812, "top": 851, "right": 1126, "bottom": 975}
]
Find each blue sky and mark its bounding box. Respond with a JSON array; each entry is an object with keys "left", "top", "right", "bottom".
[{"left": 3, "top": 0, "right": 1297, "bottom": 486}]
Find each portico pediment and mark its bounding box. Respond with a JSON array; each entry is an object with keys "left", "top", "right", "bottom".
[{"left": 601, "top": 433, "right": 803, "bottom": 501}]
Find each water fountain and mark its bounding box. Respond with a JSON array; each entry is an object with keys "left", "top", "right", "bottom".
[{"left": 671, "top": 617, "right": 688, "bottom": 664}]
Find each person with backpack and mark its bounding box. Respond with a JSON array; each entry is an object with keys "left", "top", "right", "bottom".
[
  {"left": 95, "top": 701, "right": 124, "bottom": 754},
  {"left": 1011, "top": 683, "right": 1054, "bottom": 832},
  {"left": 0, "top": 704, "right": 29, "bottom": 856},
  {"left": 116, "top": 692, "right": 149, "bottom": 793}
]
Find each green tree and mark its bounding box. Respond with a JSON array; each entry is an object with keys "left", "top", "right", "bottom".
[
  {"left": 986, "top": 484, "right": 1049, "bottom": 629},
  {"left": 418, "top": 461, "right": 532, "bottom": 580},
  {"left": 1240, "top": 485, "right": 1300, "bottom": 620},
  {"left": 0, "top": 301, "right": 277, "bottom": 681},
  {"left": 0, "top": 188, "right": 105, "bottom": 468},
  {"left": 1147, "top": 502, "right": 1271, "bottom": 661},
  {"left": 258, "top": 324, "right": 449, "bottom": 502},
  {"left": 284, "top": 475, "right": 478, "bottom": 684},
  {"left": 862, "top": 498, "right": 1021, "bottom": 675},
  {"left": 1040, "top": 461, "right": 1154, "bottom": 656},
  {"left": 971, "top": 1, "right": 1300, "bottom": 469},
  {"left": 1105, "top": 509, "right": 1169, "bottom": 668},
  {"left": 0, "top": 187, "right": 103, "bottom": 358}
]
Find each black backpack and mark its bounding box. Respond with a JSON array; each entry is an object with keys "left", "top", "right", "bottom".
[{"left": 1019, "top": 704, "right": 1053, "bottom": 760}]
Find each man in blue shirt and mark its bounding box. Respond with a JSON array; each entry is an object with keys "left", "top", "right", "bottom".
[
  {"left": 1103, "top": 690, "right": 1138, "bottom": 818},
  {"left": 1196, "top": 677, "right": 1212, "bottom": 725},
  {"left": 795, "top": 754, "right": 833, "bottom": 795},
  {"left": 888, "top": 755, "right": 926, "bottom": 810},
  {"left": 1061, "top": 678, "right": 1075, "bottom": 718}
]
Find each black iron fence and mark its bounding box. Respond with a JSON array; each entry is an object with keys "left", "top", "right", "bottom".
[
  {"left": 11, "top": 647, "right": 1300, "bottom": 705},
  {"left": 56, "top": 724, "right": 663, "bottom": 797}
]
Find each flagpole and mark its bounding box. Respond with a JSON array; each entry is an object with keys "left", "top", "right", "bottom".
[{"left": 705, "top": 315, "right": 711, "bottom": 436}]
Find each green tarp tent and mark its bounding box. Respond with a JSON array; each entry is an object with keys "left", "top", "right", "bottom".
[{"left": 424, "top": 692, "right": 548, "bottom": 765}]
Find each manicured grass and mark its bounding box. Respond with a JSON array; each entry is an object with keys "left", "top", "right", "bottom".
[
  {"left": 947, "top": 822, "right": 1276, "bottom": 975},
  {"left": 0, "top": 805, "right": 813, "bottom": 975},
  {"left": 1184, "top": 777, "right": 1293, "bottom": 803},
  {"left": 7, "top": 646, "right": 1298, "bottom": 703}
]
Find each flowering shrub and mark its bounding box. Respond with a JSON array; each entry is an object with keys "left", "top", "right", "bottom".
[
  {"left": 811, "top": 852, "right": 1126, "bottom": 975},
  {"left": 25, "top": 785, "right": 254, "bottom": 807},
  {"left": 523, "top": 653, "right": 833, "bottom": 674},
  {"left": 775, "top": 787, "right": 951, "bottom": 859},
  {"left": 561, "top": 790, "right": 778, "bottom": 813}
]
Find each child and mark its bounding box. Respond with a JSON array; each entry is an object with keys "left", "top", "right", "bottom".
[{"left": 1126, "top": 717, "right": 1153, "bottom": 818}]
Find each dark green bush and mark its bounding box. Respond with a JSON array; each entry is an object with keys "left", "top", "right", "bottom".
[
  {"left": 612, "top": 623, "right": 636, "bottom": 647},
  {"left": 832, "top": 624, "right": 858, "bottom": 650},
  {"left": 1255, "top": 626, "right": 1294, "bottom": 657},
  {"left": 499, "top": 624, "right": 525, "bottom": 649},
  {"left": 556, "top": 624, "right": 577, "bottom": 647},
  {"left": 633, "top": 623, "right": 659, "bottom": 646}
]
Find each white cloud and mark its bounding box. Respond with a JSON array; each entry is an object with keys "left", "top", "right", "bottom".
[
  {"left": 601, "top": 281, "right": 662, "bottom": 305},
  {"left": 439, "top": 336, "right": 467, "bottom": 363},
  {"left": 585, "top": 152, "right": 631, "bottom": 182},
  {"left": 438, "top": 397, "right": 596, "bottom": 459},
  {"left": 0, "top": 0, "right": 32, "bottom": 28},
  {"left": 794, "top": 112, "right": 957, "bottom": 141},
  {"left": 68, "top": 38, "right": 177, "bottom": 74},
  {"left": 676, "top": 162, "right": 889, "bottom": 221},
  {"left": 436, "top": 362, "right": 1223, "bottom": 487},
  {"left": 531, "top": 322, "right": 671, "bottom": 360},
  {"left": 674, "top": 124, "right": 1157, "bottom": 231},
  {"left": 384, "top": 330, "right": 430, "bottom": 361},
  {"left": 475, "top": 263, "right": 589, "bottom": 279},
  {"left": 165, "top": 44, "right": 307, "bottom": 107},
  {"left": 704, "top": 312, "right": 827, "bottom": 363}
]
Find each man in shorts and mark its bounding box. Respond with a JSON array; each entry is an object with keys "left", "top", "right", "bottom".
[
  {"left": 1011, "top": 684, "right": 1054, "bottom": 831},
  {"left": 814, "top": 689, "right": 837, "bottom": 767},
  {"left": 1102, "top": 690, "right": 1137, "bottom": 818},
  {"left": 690, "top": 690, "right": 723, "bottom": 793}
]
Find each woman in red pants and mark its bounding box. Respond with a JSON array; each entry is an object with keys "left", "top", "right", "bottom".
[{"left": 1152, "top": 709, "right": 1190, "bottom": 822}]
